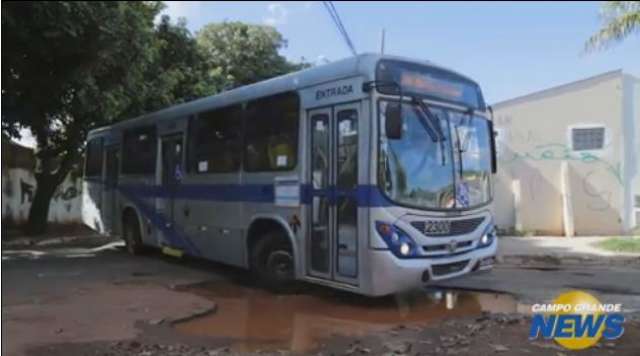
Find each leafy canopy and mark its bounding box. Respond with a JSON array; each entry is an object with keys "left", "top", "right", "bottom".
[
  {"left": 2, "top": 2, "right": 308, "bottom": 234},
  {"left": 196, "top": 21, "right": 309, "bottom": 92},
  {"left": 586, "top": 1, "right": 640, "bottom": 51}
]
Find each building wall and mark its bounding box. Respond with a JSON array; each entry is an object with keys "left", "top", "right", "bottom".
[
  {"left": 628, "top": 78, "right": 640, "bottom": 230},
  {"left": 492, "top": 72, "right": 635, "bottom": 236},
  {"left": 1, "top": 168, "right": 82, "bottom": 226},
  {"left": 1, "top": 140, "right": 82, "bottom": 227}
]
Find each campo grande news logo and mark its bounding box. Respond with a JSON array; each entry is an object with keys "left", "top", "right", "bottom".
[{"left": 528, "top": 290, "right": 625, "bottom": 350}]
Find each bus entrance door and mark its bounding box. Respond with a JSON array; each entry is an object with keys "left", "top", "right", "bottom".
[
  {"left": 159, "top": 134, "right": 184, "bottom": 249},
  {"left": 103, "top": 145, "right": 119, "bottom": 234},
  {"left": 308, "top": 103, "right": 360, "bottom": 286}
]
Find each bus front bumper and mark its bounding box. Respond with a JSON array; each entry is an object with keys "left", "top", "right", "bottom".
[{"left": 366, "top": 240, "right": 497, "bottom": 296}]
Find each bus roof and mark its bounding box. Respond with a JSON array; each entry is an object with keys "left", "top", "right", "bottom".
[{"left": 89, "top": 53, "right": 477, "bottom": 137}]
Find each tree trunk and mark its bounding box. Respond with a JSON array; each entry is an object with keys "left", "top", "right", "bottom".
[
  {"left": 25, "top": 173, "right": 61, "bottom": 235},
  {"left": 25, "top": 119, "right": 82, "bottom": 236}
]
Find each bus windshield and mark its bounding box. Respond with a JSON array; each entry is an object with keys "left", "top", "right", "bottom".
[
  {"left": 450, "top": 111, "right": 493, "bottom": 208},
  {"left": 378, "top": 100, "right": 492, "bottom": 210}
]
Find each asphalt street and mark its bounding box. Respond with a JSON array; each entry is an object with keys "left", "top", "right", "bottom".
[{"left": 2, "top": 240, "right": 639, "bottom": 355}]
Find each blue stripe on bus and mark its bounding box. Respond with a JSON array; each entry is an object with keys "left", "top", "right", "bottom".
[
  {"left": 118, "top": 185, "right": 202, "bottom": 256},
  {"left": 87, "top": 180, "right": 392, "bottom": 256},
  {"left": 110, "top": 183, "right": 393, "bottom": 207},
  {"left": 299, "top": 185, "right": 391, "bottom": 207},
  {"left": 119, "top": 183, "right": 276, "bottom": 203}
]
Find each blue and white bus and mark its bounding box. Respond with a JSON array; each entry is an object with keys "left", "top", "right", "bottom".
[{"left": 83, "top": 54, "right": 498, "bottom": 296}]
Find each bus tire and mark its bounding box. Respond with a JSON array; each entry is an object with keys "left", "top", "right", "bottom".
[
  {"left": 251, "top": 233, "right": 294, "bottom": 291},
  {"left": 123, "top": 214, "right": 145, "bottom": 255}
]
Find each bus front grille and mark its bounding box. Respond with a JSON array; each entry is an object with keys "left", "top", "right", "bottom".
[
  {"left": 423, "top": 240, "right": 473, "bottom": 253},
  {"left": 411, "top": 217, "right": 485, "bottom": 237},
  {"left": 431, "top": 260, "right": 469, "bottom": 276}
]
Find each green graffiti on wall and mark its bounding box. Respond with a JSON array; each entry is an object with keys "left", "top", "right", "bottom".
[{"left": 500, "top": 143, "right": 623, "bottom": 186}]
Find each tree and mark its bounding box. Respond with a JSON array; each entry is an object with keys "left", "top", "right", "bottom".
[
  {"left": 196, "top": 22, "right": 309, "bottom": 91},
  {"left": 2, "top": 1, "right": 163, "bottom": 234},
  {"left": 2, "top": 4, "right": 306, "bottom": 235},
  {"left": 586, "top": 1, "right": 640, "bottom": 51},
  {"left": 122, "top": 15, "right": 213, "bottom": 118}
]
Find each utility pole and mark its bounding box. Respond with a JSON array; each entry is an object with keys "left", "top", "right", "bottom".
[{"left": 380, "top": 28, "right": 386, "bottom": 54}]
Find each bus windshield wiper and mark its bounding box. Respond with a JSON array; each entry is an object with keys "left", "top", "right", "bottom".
[
  {"left": 412, "top": 97, "right": 446, "bottom": 143},
  {"left": 455, "top": 108, "right": 474, "bottom": 154},
  {"left": 411, "top": 97, "right": 447, "bottom": 166},
  {"left": 455, "top": 108, "right": 473, "bottom": 180}
]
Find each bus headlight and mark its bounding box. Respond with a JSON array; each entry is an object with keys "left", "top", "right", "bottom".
[
  {"left": 375, "top": 221, "right": 419, "bottom": 258},
  {"left": 478, "top": 224, "right": 497, "bottom": 248},
  {"left": 399, "top": 242, "right": 411, "bottom": 256}
]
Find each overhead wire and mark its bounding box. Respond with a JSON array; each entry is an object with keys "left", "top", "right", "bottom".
[{"left": 322, "top": 1, "right": 357, "bottom": 56}]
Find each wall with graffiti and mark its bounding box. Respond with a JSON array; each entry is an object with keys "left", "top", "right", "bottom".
[
  {"left": 1, "top": 167, "right": 82, "bottom": 226},
  {"left": 492, "top": 71, "right": 638, "bottom": 236}
]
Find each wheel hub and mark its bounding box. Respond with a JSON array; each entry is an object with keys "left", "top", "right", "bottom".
[{"left": 266, "top": 250, "right": 293, "bottom": 279}]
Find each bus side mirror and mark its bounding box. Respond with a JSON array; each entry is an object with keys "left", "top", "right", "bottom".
[
  {"left": 385, "top": 102, "right": 403, "bottom": 139},
  {"left": 488, "top": 119, "right": 498, "bottom": 174}
]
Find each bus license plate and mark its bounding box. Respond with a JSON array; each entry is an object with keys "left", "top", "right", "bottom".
[{"left": 424, "top": 220, "right": 451, "bottom": 235}]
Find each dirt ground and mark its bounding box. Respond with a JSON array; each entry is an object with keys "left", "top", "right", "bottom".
[
  {"left": 24, "top": 314, "right": 640, "bottom": 355},
  {"left": 3, "top": 236, "right": 640, "bottom": 356}
]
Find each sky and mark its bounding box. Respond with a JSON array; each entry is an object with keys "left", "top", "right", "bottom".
[
  {"left": 160, "top": 1, "right": 639, "bottom": 104},
  {"left": 13, "top": 1, "right": 640, "bottom": 148}
]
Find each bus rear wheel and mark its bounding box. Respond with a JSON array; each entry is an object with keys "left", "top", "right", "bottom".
[
  {"left": 123, "top": 214, "right": 145, "bottom": 255},
  {"left": 251, "top": 233, "right": 294, "bottom": 291}
]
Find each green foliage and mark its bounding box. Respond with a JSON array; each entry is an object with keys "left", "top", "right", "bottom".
[
  {"left": 2, "top": 2, "right": 308, "bottom": 234},
  {"left": 586, "top": 1, "right": 640, "bottom": 51},
  {"left": 596, "top": 237, "right": 640, "bottom": 252},
  {"left": 2, "top": 1, "right": 165, "bottom": 233},
  {"left": 2, "top": 1, "right": 162, "bottom": 165},
  {"left": 122, "top": 15, "right": 212, "bottom": 118},
  {"left": 196, "top": 22, "right": 309, "bottom": 92}
]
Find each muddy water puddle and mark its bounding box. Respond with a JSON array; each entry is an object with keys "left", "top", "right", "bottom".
[{"left": 174, "top": 281, "right": 525, "bottom": 353}]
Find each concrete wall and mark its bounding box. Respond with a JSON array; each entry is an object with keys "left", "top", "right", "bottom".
[
  {"left": 492, "top": 71, "right": 638, "bottom": 236},
  {"left": 1, "top": 168, "right": 82, "bottom": 226},
  {"left": 1, "top": 139, "right": 82, "bottom": 226},
  {"left": 630, "top": 78, "right": 640, "bottom": 230}
]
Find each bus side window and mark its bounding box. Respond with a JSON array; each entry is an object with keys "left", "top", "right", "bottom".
[
  {"left": 121, "top": 126, "right": 157, "bottom": 175},
  {"left": 190, "top": 105, "right": 243, "bottom": 173},
  {"left": 85, "top": 137, "right": 104, "bottom": 178},
  {"left": 337, "top": 109, "right": 358, "bottom": 189},
  {"left": 244, "top": 92, "right": 299, "bottom": 172}
]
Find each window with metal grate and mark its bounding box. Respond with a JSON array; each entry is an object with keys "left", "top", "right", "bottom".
[{"left": 571, "top": 126, "right": 605, "bottom": 151}]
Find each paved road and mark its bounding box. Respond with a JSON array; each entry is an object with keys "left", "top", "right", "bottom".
[
  {"left": 431, "top": 264, "right": 640, "bottom": 312},
  {"left": 2, "top": 240, "right": 639, "bottom": 355}
]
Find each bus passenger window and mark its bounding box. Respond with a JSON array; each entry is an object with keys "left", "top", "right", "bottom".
[
  {"left": 122, "top": 126, "right": 156, "bottom": 175},
  {"left": 337, "top": 110, "right": 358, "bottom": 189},
  {"left": 85, "top": 137, "right": 104, "bottom": 177},
  {"left": 190, "top": 105, "right": 242, "bottom": 173},
  {"left": 245, "top": 92, "right": 299, "bottom": 172},
  {"left": 267, "top": 132, "right": 294, "bottom": 169}
]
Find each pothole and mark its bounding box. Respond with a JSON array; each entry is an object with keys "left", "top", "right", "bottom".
[{"left": 172, "top": 280, "right": 527, "bottom": 353}]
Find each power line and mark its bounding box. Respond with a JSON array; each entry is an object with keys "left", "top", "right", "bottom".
[
  {"left": 322, "top": 2, "right": 346, "bottom": 48},
  {"left": 322, "top": 1, "right": 357, "bottom": 56},
  {"left": 325, "top": 1, "right": 357, "bottom": 56},
  {"left": 327, "top": 1, "right": 356, "bottom": 54}
]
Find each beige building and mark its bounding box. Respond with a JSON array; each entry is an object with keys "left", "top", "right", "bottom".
[{"left": 492, "top": 70, "right": 639, "bottom": 236}]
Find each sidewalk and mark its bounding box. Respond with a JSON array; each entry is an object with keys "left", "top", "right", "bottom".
[
  {"left": 497, "top": 235, "right": 640, "bottom": 266},
  {"left": 2, "top": 231, "right": 115, "bottom": 249}
]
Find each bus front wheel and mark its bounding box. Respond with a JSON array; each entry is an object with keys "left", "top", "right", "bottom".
[
  {"left": 123, "top": 214, "right": 145, "bottom": 255},
  {"left": 251, "top": 233, "right": 294, "bottom": 291}
]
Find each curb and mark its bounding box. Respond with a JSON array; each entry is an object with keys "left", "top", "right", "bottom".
[{"left": 2, "top": 234, "right": 115, "bottom": 249}]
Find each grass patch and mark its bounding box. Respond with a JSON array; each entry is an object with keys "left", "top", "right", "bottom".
[{"left": 596, "top": 237, "right": 640, "bottom": 253}]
